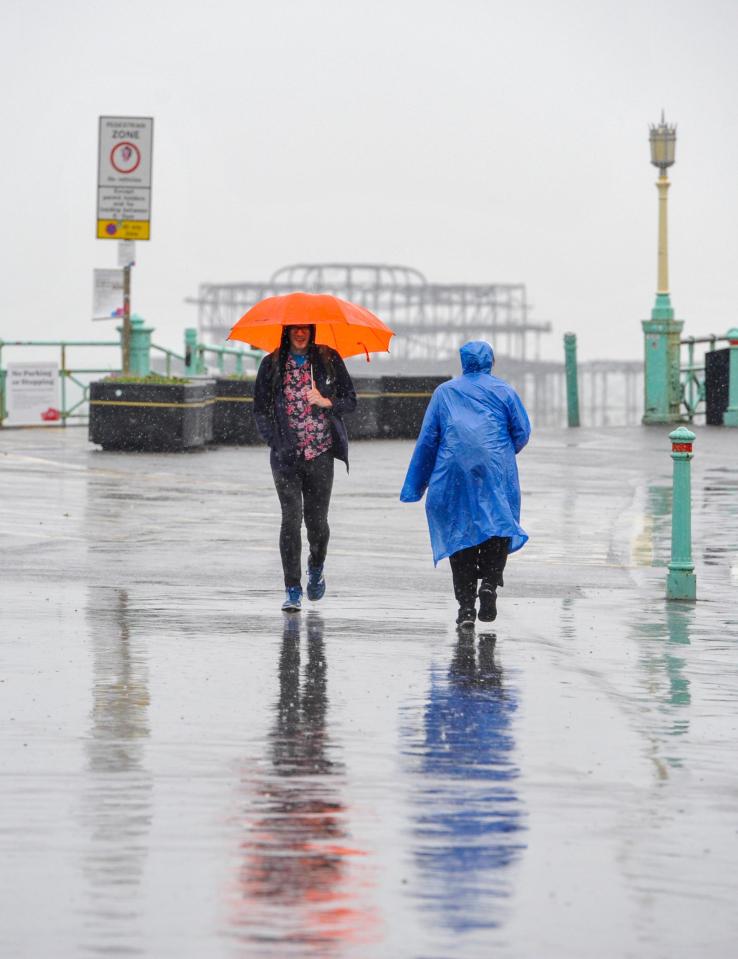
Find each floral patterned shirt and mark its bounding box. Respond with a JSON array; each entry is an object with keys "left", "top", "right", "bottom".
[{"left": 283, "top": 355, "right": 333, "bottom": 460}]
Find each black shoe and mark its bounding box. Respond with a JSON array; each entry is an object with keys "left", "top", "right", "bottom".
[
  {"left": 456, "top": 607, "right": 476, "bottom": 628},
  {"left": 478, "top": 585, "right": 497, "bottom": 622}
]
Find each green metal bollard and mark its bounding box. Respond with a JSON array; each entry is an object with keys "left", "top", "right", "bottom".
[
  {"left": 563, "top": 332, "right": 580, "bottom": 427},
  {"left": 129, "top": 316, "right": 153, "bottom": 376},
  {"left": 666, "top": 426, "right": 696, "bottom": 601},
  {"left": 118, "top": 316, "right": 152, "bottom": 377},
  {"left": 722, "top": 327, "right": 738, "bottom": 427}
]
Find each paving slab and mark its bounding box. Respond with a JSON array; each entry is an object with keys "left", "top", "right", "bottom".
[{"left": 1, "top": 424, "right": 737, "bottom": 958}]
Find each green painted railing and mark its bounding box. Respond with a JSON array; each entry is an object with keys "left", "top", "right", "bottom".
[
  {"left": 0, "top": 339, "right": 121, "bottom": 424},
  {"left": 184, "top": 328, "right": 263, "bottom": 376},
  {"left": 680, "top": 334, "right": 728, "bottom": 420},
  {"left": 0, "top": 327, "right": 264, "bottom": 425}
]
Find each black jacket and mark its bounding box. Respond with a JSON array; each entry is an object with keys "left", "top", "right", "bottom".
[{"left": 253, "top": 342, "right": 357, "bottom": 472}]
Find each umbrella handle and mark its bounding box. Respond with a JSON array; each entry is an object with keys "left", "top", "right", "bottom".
[{"left": 310, "top": 363, "right": 314, "bottom": 388}]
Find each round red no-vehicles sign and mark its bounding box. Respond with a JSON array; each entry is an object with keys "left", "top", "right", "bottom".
[{"left": 110, "top": 141, "right": 141, "bottom": 174}]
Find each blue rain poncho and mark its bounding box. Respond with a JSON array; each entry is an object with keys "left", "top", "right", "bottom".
[{"left": 400, "top": 341, "right": 531, "bottom": 565}]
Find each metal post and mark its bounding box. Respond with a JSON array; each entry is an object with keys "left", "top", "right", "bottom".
[
  {"left": 722, "top": 327, "right": 738, "bottom": 427},
  {"left": 129, "top": 316, "right": 153, "bottom": 376},
  {"left": 563, "top": 332, "right": 580, "bottom": 427},
  {"left": 184, "top": 328, "right": 198, "bottom": 376},
  {"left": 666, "top": 426, "right": 696, "bottom": 601},
  {"left": 60, "top": 344, "right": 67, "bottom": 423},
  {"left": 122, "top": 263, "right": 132, "bottom": 374}
]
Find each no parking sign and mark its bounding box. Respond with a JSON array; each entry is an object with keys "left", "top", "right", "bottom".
[{"left": 96, "top": 116, "right": 153, "bottom": 240}]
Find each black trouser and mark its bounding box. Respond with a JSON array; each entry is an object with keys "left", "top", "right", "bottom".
[
  {"left": 271, "top": 452, "right": 334, "bottom": 588},
  {"left": 448, "top": 536, "right": 510, "bottom": 609}
]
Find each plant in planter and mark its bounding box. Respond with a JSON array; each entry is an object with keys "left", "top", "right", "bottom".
[{"left": 89, "top": 373, "right": 215, "bottom": 452}]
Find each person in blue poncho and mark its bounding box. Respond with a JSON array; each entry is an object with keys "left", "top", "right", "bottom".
[{"left": 400, "top": 341, "right": 531, "bottom": 628}]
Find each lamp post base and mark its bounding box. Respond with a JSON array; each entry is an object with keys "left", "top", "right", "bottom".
[
  {"left": 666, "top": 567, "right": 696, "bottom": 601},
  {"left": 642, "top": 295, "right": 684, "bottom": 424}
]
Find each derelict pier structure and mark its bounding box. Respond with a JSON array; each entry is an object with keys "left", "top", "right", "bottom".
[
  {"left": 188, "top": 262, "right": 642, "bottom": 426},
  {"left": 191, "top": 262, "right": 550, "bottom": 367}
]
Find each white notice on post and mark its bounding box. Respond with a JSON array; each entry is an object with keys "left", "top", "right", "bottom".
[
  {"left": 118, "top": 240, "right": 136, "bottom": 267},
  {"left": 93, "top": 268, "right": 124, "bottom": 320},
  {"left": 5, "top": 362, "right": 61, "bottom": 426}
]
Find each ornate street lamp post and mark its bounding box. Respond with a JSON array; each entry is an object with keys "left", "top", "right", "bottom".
[{"left": 642, "top": 112, "right": 684, "bottom": 423}]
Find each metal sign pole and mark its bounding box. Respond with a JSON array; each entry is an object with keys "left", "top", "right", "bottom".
[
  {"left": 96, "top": 116, "right": 152, "bottom": 372},
  {"left": 122, "top": 263, "right": 132, "bottom": 373}
]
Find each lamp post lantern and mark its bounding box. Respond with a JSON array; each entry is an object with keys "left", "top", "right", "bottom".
[{"left": 642, "top": 112, "right": 684, "bottom": 423}]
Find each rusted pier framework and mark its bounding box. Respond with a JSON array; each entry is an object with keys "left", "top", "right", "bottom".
[
  {"left": 190, "top": 262, "right": 551, "bottom": 364},
  {"left": 187, "top": 262, "right": 642, "bottom": 426}
]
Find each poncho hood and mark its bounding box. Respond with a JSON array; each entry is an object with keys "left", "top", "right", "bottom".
[{"left": 460, "top": 340, "right": 494, "bottom": 374}]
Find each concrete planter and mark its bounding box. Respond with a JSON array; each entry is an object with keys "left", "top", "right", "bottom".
[
  {"left": 347, "top": 377, "right": 383, "bottom": 440},
  {"left": 378, "top": 376, "right": 450, "bottom": 439},
  {"left": 212, "top": 378, "right": 263, "bottom": 445},
  {"left": 89, "top": 380, "right": 214, "bottom": 451}
]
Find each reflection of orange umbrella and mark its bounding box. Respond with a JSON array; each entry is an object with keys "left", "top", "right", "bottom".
[{"left": 226, "top": 292, "right": 395, "bottom": 361}]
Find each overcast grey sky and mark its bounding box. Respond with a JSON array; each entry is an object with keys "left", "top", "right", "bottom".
[{"left": 2, "top": 0, "right": 737, "bottom": 362}]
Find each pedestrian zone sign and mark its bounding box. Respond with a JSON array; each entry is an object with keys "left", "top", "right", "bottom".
[{"left": 97, "top": 116, "right": 153, "bottom": 240}]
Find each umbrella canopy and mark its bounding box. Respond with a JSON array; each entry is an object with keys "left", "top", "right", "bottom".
[{"left": 227, "top": 292, "right": 395, "bottom": 360}]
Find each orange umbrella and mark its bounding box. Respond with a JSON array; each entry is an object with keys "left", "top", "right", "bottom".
[{"left": 226, "top": 292, "right": 395, "bottom": 361}]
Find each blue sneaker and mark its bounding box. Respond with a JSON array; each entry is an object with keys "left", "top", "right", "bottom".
[
  {"left": 281, "top": 586, "right": 302, "bottom": 612},
  {"left": 306, "top": 563, "right": 326, "bottom": 602}
]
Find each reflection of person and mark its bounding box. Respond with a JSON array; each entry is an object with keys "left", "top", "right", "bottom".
[
  {"left": 406, "top": 633, "right": 525, "bottom": 936},
  {"left": 254, "top": 325, "right": 357, "bottom": 611},
  {"left": 400, "top": 341, "right": 530, "bottom": 627},
  {"left": 233, "top": 614, "right": 376, "bottom": 951}
]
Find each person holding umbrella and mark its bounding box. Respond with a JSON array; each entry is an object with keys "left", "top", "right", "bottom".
[
  {"left": 253, "top": 324, "right": 356, "bottom": 611},
  {"left": 400, "top": 340, "right": 530, "bottom": 628},
  {"left": 230, "top": 293, "right": 393, "bottom": 612}
]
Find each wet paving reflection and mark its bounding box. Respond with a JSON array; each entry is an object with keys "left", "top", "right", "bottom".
[
  {"left": 631, "top": 602, "right": 693, "bottom": 777},
  {"left": 230, "top": 613, "right": 377, "bottom": 956},
  {"left": 403, "top": 633, "right": 525, "bottom": 943},
  {"left": 4, "top": 428, "right": 738, "bottom": 957},
  {"left": 80, "top": 587, "right": 152, "bottom": 955}
]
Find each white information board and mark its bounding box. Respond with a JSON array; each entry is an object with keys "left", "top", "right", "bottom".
[
  {"left": 97, "top": 116, "right": 153, "bottom": 240},
  {"left": 118, "top": 240, "right": 136, "bottom": 267},
  {"left": 5, "top": 362, "right": 61, "bottom": 426},
  {"left": 92, "top": 268, "right": 124, "bottom": 320}
]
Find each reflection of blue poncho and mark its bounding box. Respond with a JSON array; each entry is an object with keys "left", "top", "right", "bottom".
[{"left": 400, "top": 341, "right": 531, "bottom": 565}]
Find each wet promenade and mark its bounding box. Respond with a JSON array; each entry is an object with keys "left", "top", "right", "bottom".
[{"left": 2, "top": 425, "right": 737, "bottom": 958}]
